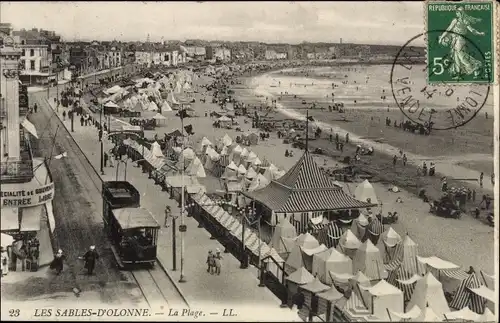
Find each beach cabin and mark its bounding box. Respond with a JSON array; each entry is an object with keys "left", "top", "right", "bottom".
[
  {"left": 299, "top": 277, "right": 330, "bottom": 321},
  {"left": 285, "top": 266, "right": 314, "bottom": 306}
]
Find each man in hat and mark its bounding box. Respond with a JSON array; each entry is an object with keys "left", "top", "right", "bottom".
[
  {"left": 206, "top": 250, "right": 215, "bottom": 274},
  {"left": 214, "top": 248, "right": 223, "bottom": 275},
  {"left": 1, "top": 246, "right": 9, "bottom": 276},
  {"left": 82, "top": 246, "right": 99, "bottom": 275},
  {"left": 50, "top": 249, "right": 65, "bottom": 275}
]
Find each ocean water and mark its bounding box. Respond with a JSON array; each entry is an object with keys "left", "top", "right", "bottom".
[{"left": 251, "top": 65, "right": 494, "bottom": 113}]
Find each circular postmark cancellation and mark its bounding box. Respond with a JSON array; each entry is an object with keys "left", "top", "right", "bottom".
[{"left": 390, "top": 30, "right": 491, "bottom": 131}]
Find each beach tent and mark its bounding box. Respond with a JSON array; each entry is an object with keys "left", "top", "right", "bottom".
[
  {"left": 478, "top": 308, "right": 496, "bottom": 322},
  {"left": 376, "top": 227, "right": 402, "bottom": 263},
  {"left": 153, "top": 113, "right": 167, "bottom": 124},
  {"left": 161, "top": 101, "right": 173, "bottom": 112},
  {"left": 336, "top": 229, "right": 361, "bottom": 259},
  {"left": 248, "top": 174, "right": 270, "bottom": 192},
  {"left": 252, "top": 157, "right": 262, "bottom": 167},
  {"left": 343, "top": 289, "right": 372, "bottom": 321},
  {"left": 296, "top": 233, "right": 320, "bottom": 249},
  {"left": 237, "top": 164, "right": 247, "bottom": 176},
  {"left": 449, "top": 272, "right": 486, "bottom": 314},
  {"left": 300, "top": 277, "right": 330, "bottom": 313},
  {"left": 245, "top": 167, "right": 257, "bottom": 180},
  {"left": 406, "top": 272, "right": 450, "bottom": 318},
  {"left": 313, "top": 247, "right": 353, "bottom": 285},
  {"left": 444, "top": 307, "right": 480, "bottom": 322},
  {"left": 227, "top": 161, "right": 238, "bottom": 171},
  {"left": 269, "top": 220, "right": 298, "bottom": 254},
  {"left": 151, "top": 141, "right": 164, "bottom": 158},
  {"left": 361, "top": 280, "right": 404, "bottom": 321},
  {"left": 218, "top": 116, "right": 232, "bottom": 128},
  {"left": 286, "top": 266, "right": 315, "bottom": 296},
  {"left": 240, "top": 147, "right": 249, "bottom": 159},
  {"left": 183, "top": 82, "right": 192, "bottom": 91},
  {"left": 104, "top": 85, "right": 122, "bottom": 95},
  {"left": 301, "top": 244, "right": 328, "bottom": 272},
  {"left": 387, "top": 305, "right": 422, "bottom": 322},
  {"left": 315, "top": 222, "right": 343, "bottom": 249},
  {"left": 285, "top": 244, "right": 306, "bottom": 274},
  {"left": 354, "top": 179, "right": 379, "bottom": 204},
  {"left": 246, "top": 151, "right": 258, "bottom": 164},
  {"left": 186, "top": 157, "right": 206, "bottom": 178},
  {"left": 221, "top": 134, "right": 233, "bottom": 147},
  {"left": 104, "top": 101, "right": 119, "bottom": 109},
  {"left": 317, "top": 287, "right": 344, "bottom": 319},
  {"left": 230, "top": 144, "right": 243, "bottom": 163},
  {"left": 351, "top": 213, "right": 369, "bottom": 241},
  {"left": 353, "top": 239, "right": 387, "bottom": 280},
  {"left": 181, "top": 148, "right": 196, "bottom": 160},
  {"left": 200, "top": 137, "right": 213, "bottom": 151},
  {"left": 413, "top": 306, "right": 442, "bottom": 322},
  {"left": 147, "top": 101, "right": 159, "bottom": 112},
  {"left": 362, "top": 217, "right": 384, "bottom": 245}
]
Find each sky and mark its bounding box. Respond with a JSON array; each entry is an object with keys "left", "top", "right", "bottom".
[{"left": 1, "top": 2, "right": 425, "bottom": 45}]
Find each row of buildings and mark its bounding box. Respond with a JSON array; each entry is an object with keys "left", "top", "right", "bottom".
[{"left": 1, "top": 23, "right": 55, "bottom": 272}]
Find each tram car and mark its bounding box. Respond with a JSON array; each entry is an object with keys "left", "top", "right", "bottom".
[{"left": 102, "top": 181, "right": 160, "bottom": 268}]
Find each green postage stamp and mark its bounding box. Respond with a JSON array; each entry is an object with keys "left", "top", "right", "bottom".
[{"left": 426, "top": 1, "right": 495, "bottom": 84}]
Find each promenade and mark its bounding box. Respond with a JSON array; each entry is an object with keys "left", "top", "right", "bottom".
[{"left": 43, "top": 95, "right": 301, "bottom": 321}]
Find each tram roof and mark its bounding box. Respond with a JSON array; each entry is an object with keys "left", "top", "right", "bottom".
[{"left": 112, "top": 207, "right": 160, "bottom": 230}]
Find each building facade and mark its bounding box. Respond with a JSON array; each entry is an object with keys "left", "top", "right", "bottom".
[{"left": 1, "top": 31, "right": 55, "bottom": 273}]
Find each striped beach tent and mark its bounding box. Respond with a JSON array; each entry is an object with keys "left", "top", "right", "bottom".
[
  {"left": 315, "top": 222, "right": 343, "bottom": 248},
  {"left": 291, "top": 213, "right": 310, "bottom": 234},
  {"left": 394, "top": 271, "right": 422, "bottom": 302},
  {"left": 376, "top": 227, "right": 402, "bottom": 263},
  {"left": 386, "top": 234, "right": 426, "bottom": 275},
  {"left": 350, "top": 213, "right": 369, "bottom": 241},
  {"left": 361, "top": 217, "right": 384, "bottom": 245},
  {"left": 449, "top": 272, "right": 486, "bottom": 314}
]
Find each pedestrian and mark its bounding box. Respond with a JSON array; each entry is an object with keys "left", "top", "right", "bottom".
[
  {"left": 214, "top": 249, "right": 222, "bottom": 275},
  {"left": 479, "top": 172, "right": 484, "bottom": 188},
  {"left": 206, "top": 250, "right": 215, "bottom": 274},
  {"left": 98, "top": 128, "right": 103, "bottom": 142},
  {"left": 62, "top": 110, "right": 66, "bottom": 121},
  {"left": 108, "top": 150, "right": 115, "bottom": 167},
  {"left": 345, "top": 133, "right": 349, "bottom": 144},
  {"left": 392, "top": 155, "right": 397, "bottom": 166},
  {"left": 81, "top": 245, "right": 99, "bottom": 275},
  {"left": 103, "top": 152, "right": 109, "bottom": 167},
  {"left": 164, "top": 206, "right": 171, "bottom": 228},
  {"left": 472, "top": 189, "right": 476, "bottom": 202},
  {"left": 1, "top": 246, "right": 9, "bottom": 276},
  {"left": 49, "top": 249, "right": 65, "bottom": 275},
  {"left": 491, "top": 173, "right": 495, "bottom": 185},
  {"left": 402, "top": 154, "right": 407, "bottom": 166},
  {"left": 80, "top": 115, "right": 84, "bottom": 126},
  {"left": 34, "top": 103, "right": 38, "bottom": 113}
]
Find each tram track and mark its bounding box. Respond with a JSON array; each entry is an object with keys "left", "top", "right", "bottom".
[{"left": 32, "top": 92, "right": 188, "bottom": 309}]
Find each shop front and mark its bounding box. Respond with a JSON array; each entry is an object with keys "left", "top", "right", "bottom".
[{"left": 1, "top": 181, "right": 54, "bottom": 273}]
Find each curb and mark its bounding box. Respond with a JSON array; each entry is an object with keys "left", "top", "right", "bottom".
[
  {"left": 155, "top": 256, "right": 191, "bottom": 308},
  {"left": 44, "top": 96, "right": 191, "bottom": 308}
]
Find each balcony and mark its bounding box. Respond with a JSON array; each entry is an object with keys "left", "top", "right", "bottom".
[{"left": 0, "top": 132, "right": 34, "bottom": 183}]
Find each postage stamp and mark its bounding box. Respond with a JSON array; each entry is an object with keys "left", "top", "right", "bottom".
[
  {"left": 391, "top": 31, "right": 491, "bottom": 130},
  {"left": 426, "top": 1, "right": 495, "bottom": 84}
]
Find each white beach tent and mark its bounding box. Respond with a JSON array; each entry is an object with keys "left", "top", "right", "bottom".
[
  {"left": 246, "top": 151, "right": 258, "bottom": 164},
  {"left": 269, "top": 220, "right": 298, "bottom": 254},
  {"left": 415, "top": 306, "right": 442, "bottom": 322},
  {"left": 252, "top": 157, "right": 262, "bottom": 167},
  {"left": 286, "top": 266, "right": 315, "bottom": 295},
  {"left": 312, "top": 247, "right": 353, "bottom": 285},
  {"left": 246, "top": 167, "right": 258, "bottom": 180},
  {"left": 286, "top": 244, "right": 306, "bottom": 273},
  {"left": 336, "top": 229, "right": 362, "bottom": 259},
  {"left": 351, "top": 213, "right": 370, "bottom": 240},
  {"left": 182, "top": 148, "right": 196, "bottom": 160},
  {"left": 248, "top": 174, "right": 270, "bottom": 192},
  {"left": 354, "top": 179, "right": 379, "bottom": 204},
  {"left": 240, "top": 147, "right": 249, "bottom": 159},
  {"left": 361, "top": 279, "right": 404, "bottom": 321},
  {"left": 153, "top": 113, "right": 167, "bottom": 124},
  {"left": 186, "top": 157, "right": 206, "bottom": 178},
  {"left": 352, "top": 239, "right": 388, "bottom": 280},
  {"left": 227, "top": 161, "right": 238, "bottom": 171},
  {"left": 406, "top": 272, "right": 450, "bottom": 318},
  {"left": 200, "top": 137, "right": 213, "bottom": 151},
  {"left": 183, "top": 82, "right": 192, "bottom": 91},
  {"left": 377, "top": 227, "right": 402, "bottom": 263},
  {"left": 104, "top": 101, "right": 119, "bottom": 109},
  {"left": 151, "top": 141, "right": 164, "bottom": 158},
  {"left": 387, "top": 305, "right": 422, "bottom": 322},
  {"left": 161, "top": 101, "right": 173, "bottom": 112},
  {"left": 237, "top": 164, "right": 247, "bottom": 176},
  {"left": 301, "top": 244, "right": 328, "bottom": 273},
  {"left": 296, "top": 233, "right": 320, "bottom": 249},
  {"left": 222, "top": 134, "right": 233, "bottom": 147}
]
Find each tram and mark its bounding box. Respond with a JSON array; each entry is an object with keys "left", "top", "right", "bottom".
[{"left": 102, "top": 181, "right": 160, "bottom": 268}]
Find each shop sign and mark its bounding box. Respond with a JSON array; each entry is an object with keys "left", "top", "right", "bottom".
[{"left": 0, "top": 182, "right": 55, "bottom": 208}]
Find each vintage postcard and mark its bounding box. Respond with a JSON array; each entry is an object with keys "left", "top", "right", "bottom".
[{"left": 1, "top": 1, "right": 498, "bottom": 322}]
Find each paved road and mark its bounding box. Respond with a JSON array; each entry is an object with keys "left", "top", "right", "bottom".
[{"left": 7, "top": 91, "right": 147, "bottom": 307}]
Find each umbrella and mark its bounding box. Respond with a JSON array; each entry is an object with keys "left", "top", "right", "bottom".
[{"left": 1, "top": 233, "right": 14, "bottom": 247}]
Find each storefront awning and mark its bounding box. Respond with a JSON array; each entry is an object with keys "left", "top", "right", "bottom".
[
  {"left": 1, "top": 208, "right": 19, "bottom": 231},
  {"left": 21, "top": 118, "right": 39, "bottom": 139},
  {"left": 20, "top": 205, "right": 43, "bottom": 232}
]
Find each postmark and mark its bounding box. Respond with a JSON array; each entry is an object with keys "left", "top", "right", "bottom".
[
  {"left": 390, "top": 30, "right": 490, "bottom": 130},
  {"left": 426, "top": 1, "right": 495, "bottom": 84}
]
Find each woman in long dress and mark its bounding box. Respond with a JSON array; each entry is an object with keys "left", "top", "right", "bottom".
[
  {"left": 50, "top": 249, "right": 65, "bottom": 275},
  {"left": 438, "top": 7, "right": 486, "bottom": 79}
]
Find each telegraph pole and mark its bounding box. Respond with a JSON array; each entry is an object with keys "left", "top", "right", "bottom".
[{"left": 179, "top": 108, "right": 187, "bottom": 283}]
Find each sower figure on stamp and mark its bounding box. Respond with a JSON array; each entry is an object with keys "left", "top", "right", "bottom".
[{"left": 80, "top": 245, "right": 99, "bottom": 275}]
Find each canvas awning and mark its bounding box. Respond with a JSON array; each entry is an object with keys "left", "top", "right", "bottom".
[
  {"left": 21, "top": 118, "right": 39, "bottom": 139},
  {"left": 104, "top": 101, "right": 119, "bottom": 108},
  {"left": 1, "top": 208, "right": 19, "bottom": 231},
  {"left": 20, "top": 205, "right": 43, "bottom": 232}
]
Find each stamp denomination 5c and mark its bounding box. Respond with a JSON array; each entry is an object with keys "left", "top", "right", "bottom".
[{"left": 426, "top": 1, "right": 495, "bottom": 84}]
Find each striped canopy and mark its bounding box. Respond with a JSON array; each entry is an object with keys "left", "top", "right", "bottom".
[
  {"left": 449, "top": 272, "right": 486, "bottom": 314},
  {"left": 315, "top": 222, "right": 343, "bottom": 248}
]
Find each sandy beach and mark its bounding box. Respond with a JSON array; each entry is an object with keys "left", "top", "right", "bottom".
[{"left": 90, "top": 69, "right": 495, "bottom": 275}]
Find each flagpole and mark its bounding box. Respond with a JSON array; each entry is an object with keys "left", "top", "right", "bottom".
[
  {"left": 179, "top": 103, "right": 187, "bottom": 283},
  {"left": 305, "top": 109, "right": 309, "bottom": 152}
]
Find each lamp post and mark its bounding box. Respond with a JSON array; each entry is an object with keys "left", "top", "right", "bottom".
[
  {"left": 99, "top": 103, "right": 104, "bottom": 175},
  {"left": 178, "top": 105, "right": 187, "bottom": 283}
]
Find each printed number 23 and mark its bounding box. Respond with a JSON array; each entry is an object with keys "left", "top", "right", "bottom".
[
  {"left": 432, "top": 57, "right": 449, "bottom": 76},
  {"left": 9, "top": 309, "right": 20, "bottom": 317}
]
